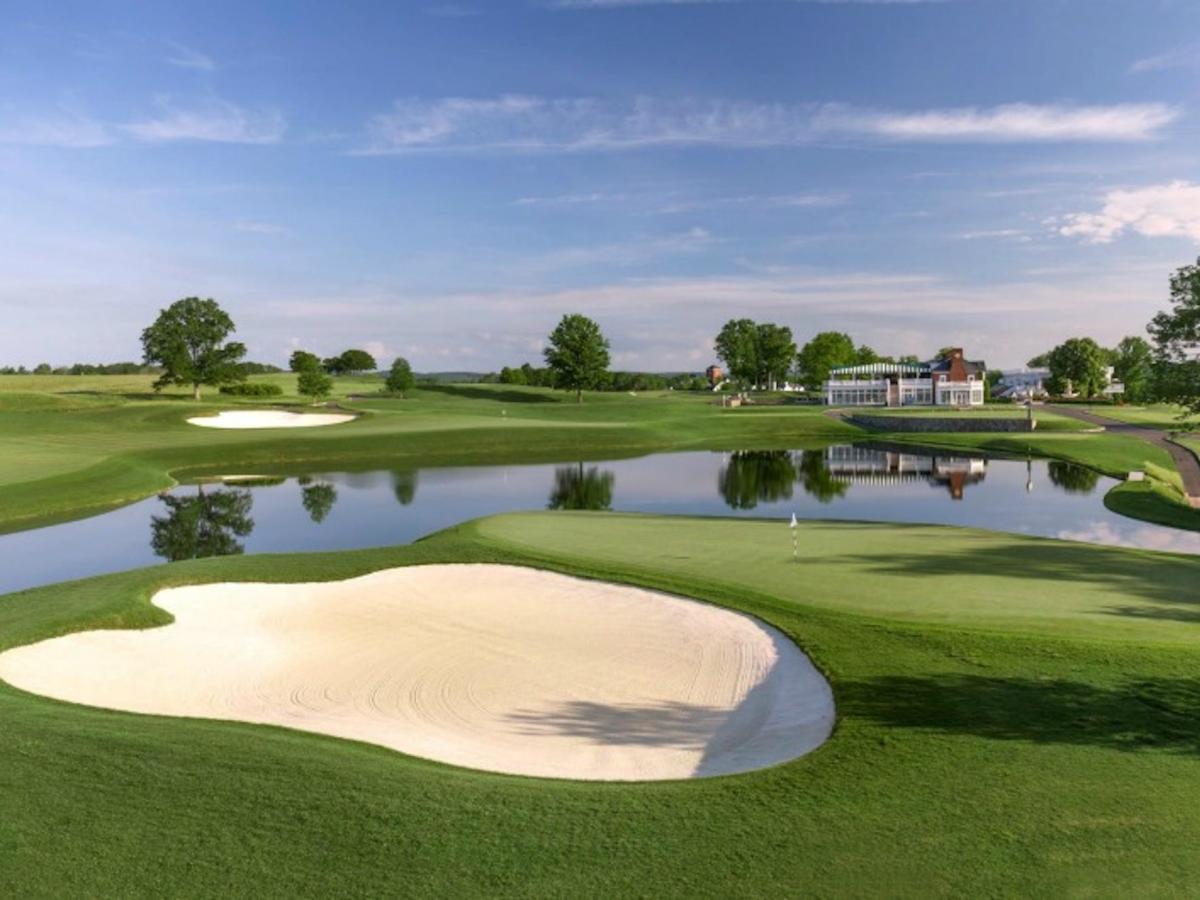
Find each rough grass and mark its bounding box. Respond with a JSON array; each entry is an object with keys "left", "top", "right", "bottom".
[
  {"left": 1, "top": 514, "right": 1199, "bottom": 897},
  {"left": 1082, "top": 404, "right": 1200, "bottom": 431}
]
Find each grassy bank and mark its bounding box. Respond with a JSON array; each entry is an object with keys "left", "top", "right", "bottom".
[
  {"left": 3, "top": 375, "right": 1198, "bottom": 536},
  {"left": 1, "top": 513, "right": 1198, "bottom": 896}
]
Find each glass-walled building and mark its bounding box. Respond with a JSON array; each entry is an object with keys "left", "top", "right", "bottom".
[{"left": 824, "top": 348, "right": 986, "bottom": 408}]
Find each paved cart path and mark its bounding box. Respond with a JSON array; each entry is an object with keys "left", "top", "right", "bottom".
[{"left": 1046, "top": 406, "right": 1200, "bottom": 507}]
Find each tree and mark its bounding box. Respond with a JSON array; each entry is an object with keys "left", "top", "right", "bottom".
[
  {"left": 796, "top": 332, "right": 857, "bottom": 391},
  {"left": 757, "top": 323, "right": 797, "bottom": 390},
  {"left": 297, "top": 366, "right": 333, "bottom": 403},
  {"left": 984, "top": 369, "right": 1004, "bottom": 401},
  {"left": 1047, "top": 337, "right": 1107, "bottom": 398},
  {"left": 714, "top": 319, "right": 760, "bottom": 387},
  {"left": 33, "top": 363, "right": 51, "bottom": 374},
  {"left": 543, "top": 314, "right": 611, "bottom": 403},
  {"left": 796, "top": 450, "right": 849, "bottom": 503},
  {"left": 337, "top": 349, "right": 377, "bottom": 375},
  {"left": 1148, "top": 257, "right": 1200, "bottom": 415},
  {"left": 322, "top": 356, "right": 344, "bottom": 375},
  {"left": 498, "top": 366, "right": 526, "bottom": 385},
  {"left": 1027, "top": 351, "right": 1052, "bottom": 368},
  {"left": 1112, "top": 336, "right": 1155, "bottom": 403},
  {"left": 140, "top": 297, "right": 246, "bottom": 400},
  {"left": 385, "top": 357, "right": 415, "bottom": 397},
  {"left": 289, "top": 350, "right": 321, "bottom": 373},
  {"left": 855, "top": 345, "right": 881, "bottom": 365}
]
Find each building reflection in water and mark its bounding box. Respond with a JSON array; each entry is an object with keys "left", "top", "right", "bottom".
[{"left": 823, "top": 445, "right": 987, "bottom": 501}]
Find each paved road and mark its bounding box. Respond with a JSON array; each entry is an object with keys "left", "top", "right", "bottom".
[{"left": 1046, "top": 405, "right": 1200, "bottom": 507}]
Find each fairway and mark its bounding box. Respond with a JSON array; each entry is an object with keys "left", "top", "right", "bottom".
[{"left": 1, "top": 513, "right": 1198, "bottom": 896}]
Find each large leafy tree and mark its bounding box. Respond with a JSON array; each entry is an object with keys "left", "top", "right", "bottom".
[
  {"left": 1112, "top": 336, "right": 1155, "bottom": 403},
  {"left": 796, "top": 331, "right": 857, "bottom": 391},
  {"left": 337, "top": 349, "right": 377, "bottom": 375},
  {"left": 385, "top": 357, "right": 415, "bottom": 397},
  {"left": 141, "top": 297, "right": 246, "bottom": 400},
  {"left": 543, "top": 313, "right": 611, "bottom": 403},
  {"left": 714, "top": 319, "right": 760, "bottom": 387},
  {"left": 757, "top": 323, "right": 797, "bottom": 390},
  {"left": 1149, "top": 258, "right": 1200, "bottom": 415},
  {"left": 289, "top": 350, "right": 321, "bottom": 373},
  {"left": 1047, "top": 337, "right": 1107, "bottom": 398},
  {"left": 297, "top": 366, "right": 333, "bottom": 403}
]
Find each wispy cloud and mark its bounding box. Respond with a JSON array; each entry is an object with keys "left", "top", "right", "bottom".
[
  {"left": 0, "top": 109, "right": 112, "bottom": 148},
  {"left": 233, "top": 220, "right": 290, "bottom": 235},
  {"left": 1129, "top": 44, "right": 1199, "bottom": 74},
  {"left": 958, "top": 228, "right": 1031, "bottom": 243},
  {"left": 520, "top": 226, "right": 717, "bottom": 271},
  {"left": 358, "top": 96, "right": 1178, "bottom": 154},
  {"left": 1058, "top": 181, "right": 1200, "bottom": 244},
  {"left": 817, "top": 102, "right": 1178, "bottom": 142},
  {"left": 164, "top": 40, "right": 216, "bottom": 71},
  {"left": 124, "top": 99, "right": 286, "bottom": 144}
]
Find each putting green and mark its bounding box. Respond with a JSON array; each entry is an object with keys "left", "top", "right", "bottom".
[{"left": 1, "top": 513, "right": 1199, "bottom": 896}]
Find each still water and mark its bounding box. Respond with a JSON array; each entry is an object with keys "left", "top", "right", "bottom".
[{"left": 3, "top": 445, "right": 1198, "bottom": 595}]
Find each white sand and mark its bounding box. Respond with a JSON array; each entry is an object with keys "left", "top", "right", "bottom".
[
  {"left": 187, "top": 410, "right": 355, "bottom": 429},
  {"left": 0, "top": 565, "right": 833, "bottom": 780}
]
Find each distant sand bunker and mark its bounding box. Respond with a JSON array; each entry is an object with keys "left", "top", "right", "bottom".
[
  {"left": 0, "top": 565, "right": 833, "bottom": 780},
  {"left": 187, "top": 410, "right": 355, "bottom": 429}
]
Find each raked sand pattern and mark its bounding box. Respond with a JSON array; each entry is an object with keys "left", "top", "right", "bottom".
[
  {"left": 186, "top": 410, "right": 355, "bottom": 429},
  {"left": 0, "top": 565, "right": 834, "bottom": 780}
]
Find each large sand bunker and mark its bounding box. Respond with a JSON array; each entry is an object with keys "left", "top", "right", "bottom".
[
  {"left": 0, "top": 565, "right": 833, "bottom": 780},
  {"left": 187, "top": 410, "right": 355, "bottom": 429}
]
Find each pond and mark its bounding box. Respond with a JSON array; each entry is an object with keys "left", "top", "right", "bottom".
[{"left": 2, "top": 445, "right": 1198, "bottom": 595}]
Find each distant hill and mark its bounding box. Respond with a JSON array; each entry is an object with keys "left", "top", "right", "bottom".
[{"left": 416, "top": 371, "right": 490, "bottom": 384}]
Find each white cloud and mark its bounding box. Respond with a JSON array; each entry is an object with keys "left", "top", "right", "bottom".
[
  {"left": 165, "top": 41, "right": 216, "bottom": 72},
  {"left": 125, "top": 99, "right": 285, "bottom": 144},
  {"left": 233, "top": 221, "right": 289, "bottom": 235},
  {"left": 958, "top": 229, "right": 1031, "bottom": 242},
  {"left": 0, "top": 110, "right": 112, "bottom": 148},
  {"left": 358, "top": 96, "right": 1177, "bottom": 154},
  {"left": 1130, "top": 45, "right": 1199, "bottom": 74},
  {"left": 1058, "top": 181, "right": 1200, "bottom": 245},
  {"left": 818, "top": 102, "right": 1178, "bottom": 142}
]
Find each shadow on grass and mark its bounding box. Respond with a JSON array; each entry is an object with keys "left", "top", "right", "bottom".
[
  {"left": 842, "top": 674, "right": 1200, "bottom": 754},
  {"left": 831, "top": 540, "right": 1200, "bottom": 615},
  {"left": 420, "top": 384, "right": 559, "bottom": 404},
  {"left": 507, "top": 699, "right": 724, "bottom": 749}
]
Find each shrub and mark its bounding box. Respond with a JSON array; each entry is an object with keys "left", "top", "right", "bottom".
[{"left": 219, "top": 382, "right": 284, "bottom": 397}]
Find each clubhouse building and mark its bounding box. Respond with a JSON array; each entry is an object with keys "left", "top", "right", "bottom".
[{"left": 824, "top": 348, "right": 987, "bottom": 408}]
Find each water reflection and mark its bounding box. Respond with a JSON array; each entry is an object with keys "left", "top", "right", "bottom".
[
  {"left": 547, "top": 463, "right": 615, "bottom": 511},
  {"left": 822, "top": 446, "right": 987, "bottom": 501},
  {"left": 299, "top": 477, "right": 338, "bottom": 523},
  {"left": 717, "top": 451, "right": 797, "bottom": 510},
  {"left": 4, "top": 445, "right": 1197, "bottom": 597},
  {"left": 392, "top": 470, "right": 419, "bottom": 506},
  {"left": 1047, "top": 461, "right": 1101, "bottom": 495},
  {"left": 150, "top": 486, "right": 254, "bottom": 562}
]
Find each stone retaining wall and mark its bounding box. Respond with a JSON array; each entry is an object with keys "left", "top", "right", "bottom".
[{"left": 845, "top": 413, "right": 1036, "bottom": 433}]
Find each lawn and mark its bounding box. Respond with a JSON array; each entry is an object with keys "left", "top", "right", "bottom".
[
  {"left": 845, "top": 404, "right": 1088, "bottom": 432},
  {"left": 1081, "top": 404, "right": 1200, "bottom": 431},
  {"left": 1, "top": 512, "right": 1198, "bottom": 896},
  {"left": 1, "top": 375, "right": 1196, "bottom": 536}
]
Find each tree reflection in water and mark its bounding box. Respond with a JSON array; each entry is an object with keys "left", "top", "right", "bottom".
[
  {"left": 1047, "top": 460, "right": 1101, "bottom": 495},
  {"left": 717, "top": 451, "right": 797, "bottom": 510},
  {"left": 796, "top": 450, "right": 850, "bottom": 504},
  {"left": 392, "top": 470, "right": 419, "bottom": 506},
  {"left": 298, "top": 477, "right": 338, "bottom": 523},
  {"left": 150, "top": 486, "right": 254, "bottom": 562},
  {"left": 547, "top": 463, "right": 615, "bottom": 511}
]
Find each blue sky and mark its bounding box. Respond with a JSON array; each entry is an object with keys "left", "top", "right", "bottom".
[{"left": 2, "top": 0, "right": 1198, "bottom": 371}]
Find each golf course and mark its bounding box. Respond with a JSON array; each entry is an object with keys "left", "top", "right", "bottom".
[{"left": 2, "top": 374, "right": 1200, "bottom": 895}]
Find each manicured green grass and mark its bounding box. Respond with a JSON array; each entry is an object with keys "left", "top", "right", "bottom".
[
  {"left": 0, "top": 378, "right": 856, "bottom": 532},
  {"left": 1081, "top": 404, "right": 1200, "bottom": 431},
  {"left": 2, "top": 513, "right": 1199, "bottom": 896}
]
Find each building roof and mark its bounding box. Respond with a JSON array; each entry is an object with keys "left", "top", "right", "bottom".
[{"left": 828, "top": 362, "right": 929, "bottom": 377}]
